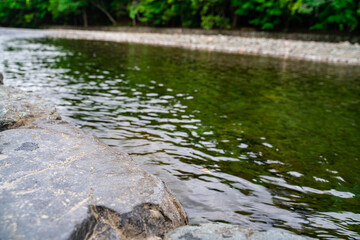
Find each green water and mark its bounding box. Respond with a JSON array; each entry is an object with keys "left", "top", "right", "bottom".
[{"left": 1, "top": 32, "right": 360, "bottom": 239}]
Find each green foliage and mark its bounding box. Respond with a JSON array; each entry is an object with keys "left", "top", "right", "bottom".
[
  {"left": 0, "top": 0, "right": 50, "bottom": 27},
  {"left": 309, "top": 0, "right": 359, "bottom": 31},
  {"left": 201, "top": 15, "right": 230, "bottom": 29},
  {"left": 49, "top": 0, "right": 86, "bottom": 18},
  {"left": 231, "top": 0, "right": 360, "bottom": 31},
  {"left": 0, "top": 0, "right": 359, "bottom": 32},
  {"left": 136, "top": 0, "right": 173, "bottom": 25},
  {"left": 111, "top": 0, "right": 131, "bottom": 18}
]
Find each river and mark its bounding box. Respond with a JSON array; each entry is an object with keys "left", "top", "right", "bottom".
[{"left": 1, "top": 28, "right": 359, "bottom": 239}]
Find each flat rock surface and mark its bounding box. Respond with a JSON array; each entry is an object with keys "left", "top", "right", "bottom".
[
  {"left": 165, "top": 223, "right": 313, "bottom": 240},
  {"left": 0, "top": 86, "right": 61, "bottom": 130},
  {"left": 0, "top": 120, "right": 188, "bottom": 239}
]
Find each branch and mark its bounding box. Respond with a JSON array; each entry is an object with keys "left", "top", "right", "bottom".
[{"left": 92, "top": 2, "right": 117, "bottom": 25}]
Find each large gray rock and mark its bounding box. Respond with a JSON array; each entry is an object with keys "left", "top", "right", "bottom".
[
  {"left": 165, "top": 223, "right": 313, "bottom": 240},
  {"left": 0, "top": 120, "right": 188, "bottom": 239},
  {"left": 0, "top": 86, "right": 61, "bottom": 131}
]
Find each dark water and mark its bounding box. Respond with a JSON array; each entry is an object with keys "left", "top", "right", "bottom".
[{"left": 1, "top": 29, "right": 360, "bottom": 239}]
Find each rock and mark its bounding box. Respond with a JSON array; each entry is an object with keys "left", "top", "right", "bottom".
[
  {"left": 0, "top": 120, "right": 188, "bottom": 239},
  {"left": 165, "top": 223, "right": 313, "bottom": 240},
  {"left": 0, "top": 86, "right": 61, "bottom": 131},
  {"left": 0, "top": 73, "right": 3, "bottom": 85}
]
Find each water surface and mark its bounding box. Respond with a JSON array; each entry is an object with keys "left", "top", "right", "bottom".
[{"left": 1, "top": 29, "right": 360, "bottom": 239}]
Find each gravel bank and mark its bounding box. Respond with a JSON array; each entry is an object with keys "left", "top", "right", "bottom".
[{"left": 49, "top": 29, "right": 360, "bottom": 65}]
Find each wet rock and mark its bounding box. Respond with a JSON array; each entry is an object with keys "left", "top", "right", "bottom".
[
  {"left": 0, "top": 73, "right": 3, "bottom": 85},
  {"left": 0, "top": 120, "right": 188, "bottom": 239},
  {"left": 165, "top": 223, "right": 313, "bottom": 240},
  {"left": 0, "top": 86, "right": 61, "bottom": 131}
]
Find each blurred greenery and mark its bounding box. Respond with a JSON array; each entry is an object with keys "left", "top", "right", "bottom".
[{"left": 0, "top": 0, "right": 359, "bottom": 32}]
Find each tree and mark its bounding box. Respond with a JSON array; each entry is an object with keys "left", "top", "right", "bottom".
[
  {"left": 49, "top": 0, "right": 117, "bottom": 26},
  {"left": 0, "top": 0, "right": 359, "bottom": 32}
]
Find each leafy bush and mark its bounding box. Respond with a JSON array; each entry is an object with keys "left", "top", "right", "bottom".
[{"left": 201, "top": 15, "right": 230, "bottom": 29}]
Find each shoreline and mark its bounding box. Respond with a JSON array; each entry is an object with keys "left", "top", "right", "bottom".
[
  {"left": 47, "top": 28, "right": 360, "bottom": 65},
  {"left": 48, "top": 26, "right": 360, "bottom": 43}
]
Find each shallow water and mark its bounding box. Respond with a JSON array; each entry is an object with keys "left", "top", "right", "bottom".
[{"left": 1, "top": 28, "right": 360, "bottom": 239}]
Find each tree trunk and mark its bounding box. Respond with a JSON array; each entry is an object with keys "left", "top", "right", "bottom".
[
  {"left": 93, "top": 3, "right": 117, "bottom": 25},
  {"left": 232, "top": 14, "right": 238, "bottom": 28},
  {"left": 231, "top": 4, "right": 237, "bottom": 28},
  {"left": 83, "top": 9, "right": 88, "bottom": 28},
  {"left": 180, "top": 2, "right": 183, "bottom": 26}
]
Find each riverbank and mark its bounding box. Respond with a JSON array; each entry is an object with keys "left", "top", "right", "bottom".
[
  {"left": 48, "top": 26, "right": 360, "bottom": 43},
  {"left": 48, "top": 28, "right": 360, "bottom": 65}
]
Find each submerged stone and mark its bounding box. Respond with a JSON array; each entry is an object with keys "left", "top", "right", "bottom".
[
  {"left": 0, "top": 86, "right": 61, "bottom": 131},
  {"left": 165, "top": 223, "right": 313, "bottom": 240},
  {"left": 0, "top": 120, "right": 188, "bottom": 239}
]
